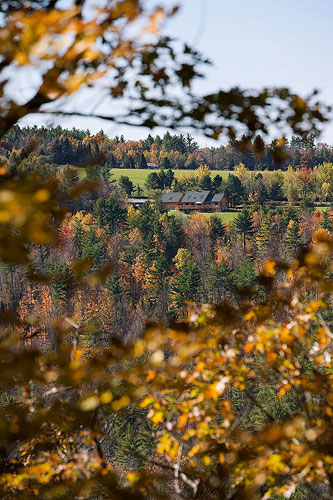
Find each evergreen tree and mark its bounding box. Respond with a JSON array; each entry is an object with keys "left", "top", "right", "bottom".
[
  {"left": 118, "top": 175, "right": 134, "bottom": 196},
  {"left": 154, "top": 198, "right": 167, "bottom": 215},
  {"left": 114, "top": 424, "right": 153, "bottom": 470},
  {"left": 172, "top": 251, "right": 202, "bottom": 311},
  {"left": 210, "top": 215, "right": 226, "bottom": 244},
  {"left": 199, "top": 174, "right": 212, "bottom": 190},
  {"left": 124, "top": 155, "right": 135, "bottom": 168},
  {"left": 136, "top": 202, "right": 158, "bottom": 237},
  {"left": 165, "top": 215, "right": 183, "bottom": 260},
  {"left": 108, "top": 153, "right": 118, "bottom": 169},
  {"left": 212, "top": 174, "right": 223, "bottom": 191},
  {"left": 226, "top": 174, "right": 245, "bottom": 207},
  {"left": 256, "top": 212, "right": 273, "bottom": 254},
  {"left": 285, "top": 219, "right": 301, "bottom": 258},
  {"left": 160, "top": 156, "right": 171, "bottom": 169},
  {"left": 145, "top": 172, "right": 161, "bottom": 190},
  {"left": 141, "top": 231, "right": 159, "bottom": 267},
  {"left": 146, "top": 254, "right": 170, "bottom": 318},
  {"left": 107, "top": 405, "right": 154, "bottom": 471},
  {"left": 93, "top": 196, "right": 127, "bottom": 233},
  {"left": 72, "top": 219, "right": 84, "bottom": 257},
  {"left": 106, "top": 273, "right": 122, "bottom": 295},
  {"left": 141, "top": 134, "right": 154, "bottom": 151},
  {"left": 47, "top": 261, "right": 71, "bottom": 310},
  {"left": 158, "top": 169, "right": 167, "bottom": 189},
  {"left": 139, "top": 152, "right": 148, "bottom": 169},
  {"left": 233, "top": 259, "right": 256, "bottom": 290},
  {"left": 234, "top": 207, "right": 255, "bottom": 250},
  {"left": 165, "top": 168, "right": 174, "bottom": 188},
  {"left": 81, "top": 228, "right": 107, "bottom": 271},
  {"left": 208, "top": 259, "right": 232, "bottom": 303},
  {"left": 321, "top": 210, "right": 333, "bottom": 232},
  {"left": 185, "top": 133, "right": 199, "bottom": 153}
]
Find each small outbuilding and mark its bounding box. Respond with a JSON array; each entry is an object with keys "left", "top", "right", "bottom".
[{"left": 127, "top": 198, "right": 148, "bottom": 209}]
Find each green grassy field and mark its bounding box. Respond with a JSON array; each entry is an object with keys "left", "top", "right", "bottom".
[
  {"left": 174, "top": 210, "right": 239, "bottom": 224},
  {"left": 201, "top": 211, "right": 239, "bottom": 223},
  {"left": 111, "top": 168, "right": 233, "bottom": 190}
]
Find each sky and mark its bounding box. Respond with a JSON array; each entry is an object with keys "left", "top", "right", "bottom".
[{"left": 21, "top": 0, "right": 333, "bottom": 145}]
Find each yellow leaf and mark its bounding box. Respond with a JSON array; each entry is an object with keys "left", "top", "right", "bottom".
[
  {"left": 112, "top": 395, "right": 130, "bottom": 411},
  {"left": 189, "top": 444, "right": 200, "bottom": 457},
  {"left": 151, "top": 411, "right": 164, "bottom": 426},
  {"left": 127, "top": 472, "right": 140, "bottom": 484},
  {"left": 33, "top": 189, "right": 50, "bottom": 202},
  {"left": 244, "top": 342, "right": 255, "bottom": 353},
  {"left": 80, "top": 395, "right": 99, "bottom": 412},
  {"left": 140, "top": 396, "right": 154, "bottom": 408},
  {"left": 263, "top": 259, "right": 276, "bottom": 277},
  {"left": 100, "top": 392, "right": 113, "bottom": 404},
  {"left": 177, "top": 413, "right": 188, "bottom": 429},
  {"left": 146, "top": 370, "right": 155, "bottom": 382}
]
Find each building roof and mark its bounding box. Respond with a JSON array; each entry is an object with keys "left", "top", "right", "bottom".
[
  {"left": 162, "top": 192, "right": 183, "bottom": 203},
  {"left": 181, "top": 191, "right": 210, "bottom": 204},
  {"left": 211, "top": 193, "right": 225, "bottom": 202},
  {"left": 127, "top": 198, "right": 148, "bottom": 204}
]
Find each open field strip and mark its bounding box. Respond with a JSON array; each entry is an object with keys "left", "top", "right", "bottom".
[
  {"left": 111, "top": 168, "right": 234, "bottom": 186},
  {"left": 170, "top": 210, "right": 239, "bottom": 224},
  {"left": 201, "top": 211, "right": 239, "bottom": 223}
]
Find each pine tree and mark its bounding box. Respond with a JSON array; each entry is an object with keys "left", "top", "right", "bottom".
[
  {"left": 285, "top": 219, "right": 301, "bottom": 258},
  {"left": 233, "top": 259, "right": 256, "bottom": 291},
  {"left": 199, "top": 174, "right": 212, "bottom": 190},
  {"left": 93, "top": 196, "right": 127, "bottom": 233},
  {"left": 256, "top": 212, "right": 273, "bottom": 254},
  {"left": 139, "top": 152, "right": 148, "bottom": 169},
  {"left": 172, "top": 256, "right": 202, "bottom": 311},
  {"left": 141, "top": 231, "right": 159, "bottom": 267},
  {"left": 226, "top": 174, "right": 244, "bottom": 207},
  {"left": 114, "top": 424, "right": 153, "bottom": 470},
  {"left": 47, "top": 261, "right": 71, "bottom": 311},
  {"left": 145, "top": 172, "right": 160, "bottom": 190},
  {"left": 234, "top": 207, "right": 254, "bottom": 250},
  {"left": 124, "top": 155, "right": 135, "bottom": 168},
  {"left": 210, "top": 215, "right": 226, "bottom": 244},
  {"left": 118, "top": 175, "right": 134, "bottom": 196},
  {"left": 165, "top": 168, "right": 174, "bottom": 188},
  {"left": 208, "top": 259, "right": 232, "bottom": 303},
  {"left": 321, "top": 210, "right": 333, "bottom": 233},
  {"left": 165, "top": 215, "right": 183, "bottom": 260},
  {"left": 212, "top": 174, "right": 223, "bottom": 191},
  {"left": 160, "top": 156, "right": 171, "bottom": 169},
  {"left": 72, "top": 219, "right": 84, "bottom": 257},
  {"left": 110, "top": 406, "right": 155, "bottom": 471},
  {"left": 81, "top": 228, "right": 107, "bottom": 271}
]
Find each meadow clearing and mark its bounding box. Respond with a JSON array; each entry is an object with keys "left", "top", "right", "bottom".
[{"left": 110, "top": 168, "right": 233, "bottom": 188}]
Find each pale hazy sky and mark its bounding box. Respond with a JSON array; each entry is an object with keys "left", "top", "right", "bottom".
[{"left": 21, "top": 0, "right": 333, "bottom": 145}]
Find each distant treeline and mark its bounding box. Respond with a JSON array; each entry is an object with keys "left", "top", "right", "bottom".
[{"left": 2, "top": 125, "right": 333, "bottom": 171}]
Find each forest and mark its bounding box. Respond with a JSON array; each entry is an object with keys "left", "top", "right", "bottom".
[
  {"left": 1, "top": 1, "right": 333, "bottom": 499},
  {"left": 3, "top": 125, "right": 333, "bottom": 172}
]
